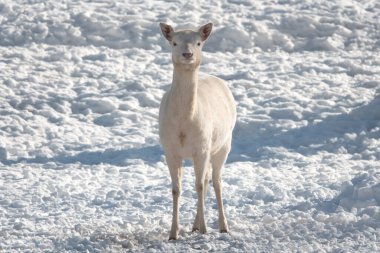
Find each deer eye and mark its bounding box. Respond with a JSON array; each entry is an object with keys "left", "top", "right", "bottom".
[
  {"left": 197, "top": 42, "right": 201, "bottom": 46},
  {"left": 173, "top": 42, "right": 177, "bottom": 46}
]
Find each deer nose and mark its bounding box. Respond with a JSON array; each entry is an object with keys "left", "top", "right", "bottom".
[{"left": 182, "top": 53, "right": 193, "bottom": 59}]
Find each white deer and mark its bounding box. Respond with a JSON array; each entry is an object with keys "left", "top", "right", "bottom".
[{"left": 159, "top": 22, "right": 236, "bottom": 240}]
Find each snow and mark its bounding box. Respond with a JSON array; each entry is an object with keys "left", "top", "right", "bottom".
[{"left": 0, "top": 0, "right": 379, "bottom": 252}]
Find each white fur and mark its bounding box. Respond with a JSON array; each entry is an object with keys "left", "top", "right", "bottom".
[{"left": 159, "top": 23, "right": 236, "bottom": 240}]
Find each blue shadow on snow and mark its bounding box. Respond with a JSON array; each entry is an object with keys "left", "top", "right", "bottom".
[{"left": 1, "top": 145, "right": 163, "bottom": 167}]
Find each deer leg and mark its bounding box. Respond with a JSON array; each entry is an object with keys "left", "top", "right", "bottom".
[
  {"left": 192, "top": 164, "right": 210, "bottom": 232},
  {"left": 166, "top": 154, "right": 183, "bottom": 240},
  {"left": 192, "top": 153, "right": 210, "bottom": 234},
  {"left": 211, "top": 144, "right": 230, "bottom": 233}
]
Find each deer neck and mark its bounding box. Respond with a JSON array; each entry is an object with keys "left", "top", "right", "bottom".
[{"left": 170, "top": 66, "right": 199, "bottom": 120}]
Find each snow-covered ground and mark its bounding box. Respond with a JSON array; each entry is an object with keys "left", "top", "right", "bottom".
[{"left": 1, "top": 0, "right": 380, "bottom": 252}]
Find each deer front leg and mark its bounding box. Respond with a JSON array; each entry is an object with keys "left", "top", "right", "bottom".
[
  {"left": 192, "top": 153, "right": 210, "bottom": 234},
  {"left": 213, "top": 167, "right": 228, "bottom": 233},
  {"left": 166, "top": 154, "right": 183, "bottom": 240},
  {"left": 211, "top": 144, "right": 231, "bottom": 233}
]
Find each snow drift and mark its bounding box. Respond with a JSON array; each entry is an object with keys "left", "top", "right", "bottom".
[{"left": 0, "top": 0, "right": 379, "bottom": 252}]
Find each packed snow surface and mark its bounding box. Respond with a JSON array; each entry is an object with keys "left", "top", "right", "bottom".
[{"left": 1, "top": 0, "right": 380, "bottom": 252}]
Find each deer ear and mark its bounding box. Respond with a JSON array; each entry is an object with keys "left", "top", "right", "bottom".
[
  {"left": 160, "top": 23, "right": 174, "bottom": 42},
  {"left": 199, "top": 23, "right": 213, "bottom": 41}
]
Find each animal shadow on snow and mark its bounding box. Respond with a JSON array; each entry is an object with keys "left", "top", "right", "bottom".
[
  {"left": 2, "top": 145, "right": 163, "bottom": 166},
  {"left": 55, "top": 145, "right": 163, "bottom": 166},
  {"left": 229, "top": 94, "right": 380, "bottom": 163}
]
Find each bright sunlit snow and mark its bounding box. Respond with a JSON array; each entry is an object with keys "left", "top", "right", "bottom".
[{"left": 0, "top": 0, "right": 379, "bottom": 252}]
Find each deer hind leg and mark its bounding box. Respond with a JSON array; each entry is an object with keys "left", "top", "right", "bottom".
[
  {"left": 192, "top": 163, "right": 211, "bottom": 232},
  {"left": 166, "top": 154, "right": 183, "bottom": 240},
  {"left": 211, "top": 144, "right": 231, "bottom": 233}
]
